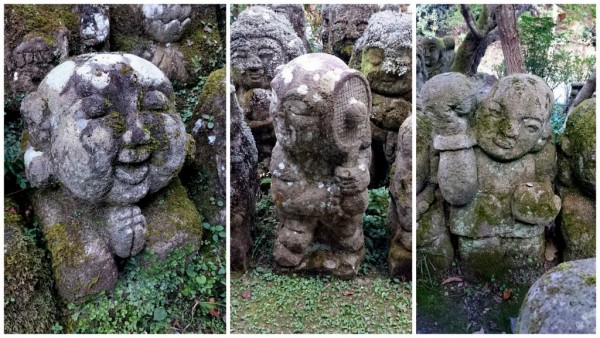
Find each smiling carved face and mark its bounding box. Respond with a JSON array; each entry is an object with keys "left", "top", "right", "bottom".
[
  {"left": 231, "top": 38, "right": 285, "bottom": 91},
  {"left": 28, "top": 54, "right": 186, "bottom": 204},
  {"left": 475, "top": 74, "right": 553, "bottom": 161}
]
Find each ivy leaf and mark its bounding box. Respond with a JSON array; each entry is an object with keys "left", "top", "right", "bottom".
[
  {"left": 207, "top": 122, "right": 215, "bottom": 129},
  {"left": 196, "top": 275, "right": 207, "bottom": 285},
  {"left": 186, "top": 265, "right": 197, "bottom": 277},
  {"left": 153, "top": 307, "right": 167, "bottom": 321}
]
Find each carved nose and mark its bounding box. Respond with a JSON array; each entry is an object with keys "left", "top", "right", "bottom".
[
  {"left": 122, "top": 115, "right": 150, "bottom": 146},
  {"left": 503, "top": 120, "right": 519, "bottom": 138},
  {"left": 246, "top": 55, "right": 262, "bottom": 71}
]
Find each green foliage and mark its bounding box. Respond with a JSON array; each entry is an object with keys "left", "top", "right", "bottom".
[
  {"left": 550, "top": 102, "right": 568, "bottom": 139},
  {"left": 362, "top": 187, "right": 390, "bottom": 273},
  {"left": 231, "top": 268, "right": 412, "bottom": 334},
  {"left": 251, "top": 186, "right": 277, "bottom": 266},
  {"left": 66, "top": 240, "right": 225, "bottom": 333},
  {"left": 175, "top": 77, "right": 206, "bottom": 123},
  {"left": 519, "top": 13, "right": 596, "bottom": 88},
  {"left": 4, "top": 118, "right": 28, "bottom": 191},
  {"left": 417, "top": 5, "right": 481, "bottom": 38}
]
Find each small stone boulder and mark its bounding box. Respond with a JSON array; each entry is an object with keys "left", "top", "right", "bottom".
[{"left": 516, "top": 258, "right": 596, "bottom": 334}]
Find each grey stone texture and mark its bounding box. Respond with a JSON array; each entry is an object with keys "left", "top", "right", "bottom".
[
  {"left": 388, "top": 116, "right": 412, "bottom": 279},
  {"left": 270, "top": 53, "right": 372, "bottom": 278},
  {"left": 420, "top": 73, "right": 560, "bottom": 278},
  {"left": 557, "top": 98, "right": 596, "bottom": 260},
  {"left": 21, "top": 53, "right": 201, "bottom": 301},
  {"left": 230, "top": 86, "right": 259, "bottom": 271},
  {"left": 516, "top": 258, "right": 596, "bottom": 334},
  {"left": 321, "top": 4, "right": 379, "bottom": 64},
  {"left": 420, "top": 36, "right": 456, "bottom": 79},
  {"left": 142, "top": 4, "right": 192, "bottom": 43},
  {"left": 231, "top": 6, "right": 307, "bottom": 175},
  {"left": 349, "top": 10, "right": 412, "bottom": 187}
]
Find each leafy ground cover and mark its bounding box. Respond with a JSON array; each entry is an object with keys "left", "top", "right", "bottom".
[{"left": 230, "top": 186, "right": 412, "bottom": 334}]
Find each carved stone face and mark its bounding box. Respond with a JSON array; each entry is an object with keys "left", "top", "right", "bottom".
[
  {"left": 331, "top": 13, "right": 369, "bottom": 59},
  {"left": 231, "top": 38, "right": 285, "bottom": 91},
  {"left": 23, "top": 53, "right": 186, "bottom": 204},
  {"left": 475, "top": 74, "right": 552, "bottom": 161},
  {"left": 423, "top": 38, "right": 442, "bottom": 67},
  {"left": 361, "top": 46, "right": 411, "bottom": 96}
]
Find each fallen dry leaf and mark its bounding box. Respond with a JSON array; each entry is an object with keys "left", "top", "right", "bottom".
[
  {"left": 342, "top": 290, "right": 354, "bottom": 296},
  {"left": 209, "top": 297, "right": 216, "bottom": 304},
  {"left": 503, "top": 289, "right": 513, "bottom": 300},
  {"left": 209, "top": 309, "right": 220, "bottom": 318},
  {"left": 242, "top": 290, "right": 251, "bottom": 299},
  {"left": 441, "top": 276, "right": 463, "bottom": 285}
]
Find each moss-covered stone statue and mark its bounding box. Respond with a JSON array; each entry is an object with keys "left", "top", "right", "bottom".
[
  {"left": 420, "top": 36, "right": 455, "bottom": 79},
  {"left": 349, "top": 10, "right": 412, "bottom": 187},
  {"left": 21, "top": 53, "right": 201, "bottom": 301},
  {"left": 423, "top": 72, "right": 560, "bottom": 278},
  {"left": 270, "top": 53, "right": 372, "bottom": 278},
  {"left": 231, "top": 6, "right": 306, "bottom": 175},
  {"left": 388, "top": 116, "right": 412, "bottom": 279},
  {"left": 557, "top": 98, "right": 595, "bottom": 260},
  {"left": 321, "top": 4, "right": 379, "bottom": 64}
]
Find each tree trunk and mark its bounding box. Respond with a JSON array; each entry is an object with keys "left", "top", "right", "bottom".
[
  {"left": 451, "top": 5, "right": 499, "bottom": 76},
  {"left": 497, "top": 5, "right": 525, "bottom": 74}
]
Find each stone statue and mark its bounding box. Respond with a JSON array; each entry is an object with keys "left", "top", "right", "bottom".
[
  {"left": 270, "top": 53, "right": 372, "bottom": 278},
  {"left": 388, "top": 115, "right": 412, "bottom": 279},
  {"left": 265, "top": 4, "right": 311, "bottom": 52},
  {"left": 321, "top": 4, "right": 379, "bottom": 64},
  {"left": 21, "top": 53, "right": 201, "bottom": 300},
  {"left": 349, "top": 10, "right": 412, "bottom": 186},
  {"left": 230, "top": 85, "right": 259, "bottom": 271},
  {"left": 423, "top": 72, "right": 560, "bottom": 278},
  {"left": 557, "top": 98, "right": 595, "bottom": 260},
  {"left": 420, "top": 36, "right": 455, "bottom": 79},
  {"left": 142, "top": 4, "right": 192, "bottom": 43},
  {"left": 231, "top": 6, "right": 306, "bottom": 175}
]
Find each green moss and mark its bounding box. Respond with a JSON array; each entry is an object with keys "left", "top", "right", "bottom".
[
  {"left": 45, "top": 222, "right": 86, "bottom": 270},
  {"left": 564, "top": 99, "right": 595, "bottom": 156},
  {"left": 584, "top": 275, "right": 596, "bottom": 286},
  {"left": 108, "top": 111, "right": 126, "bottom": 134},
  {"left": 197, "top": 68, "right": 225, "bottom": 108},
  {"left": 179, "top": 20, "right": 224, "bottom": 79},
  {"left": 142, "top": 178, "right": 203, "bottom": 248},
  {"left": 119, "top": 65, "right": 134, "bottom": 74},
  {"left": 4, "top": 198, "right": 58, "bottom": 333},
  {"left": 6, "top": 5, "right": 78, "bottom": 45},
  {"left": 112, "top": 33, "right": 152, "bottom": 53}
]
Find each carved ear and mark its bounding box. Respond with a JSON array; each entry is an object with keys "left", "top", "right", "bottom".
[{"left": 21, "top": 92, "right": 55, "bottom": 187}]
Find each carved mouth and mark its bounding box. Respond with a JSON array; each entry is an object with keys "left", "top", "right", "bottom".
[
  {"left": 493, "top": 138, "right": 515, "bottom": 149},
  {"left": 118, "top": 147, "right": 152, "bottom": 164},
  {"left": 247, "top": 70, "right": 264, "bottom": 81},
  {"left": 115, "top": 164, "right": 149, "bottom": 185}
]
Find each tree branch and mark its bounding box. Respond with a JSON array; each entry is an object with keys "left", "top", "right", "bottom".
[
  {"left": 461, "top": 4, "right": 483, "bottom": 40},
  {"left": 567, "top": 70, "right": 596, "bottom": 117}
]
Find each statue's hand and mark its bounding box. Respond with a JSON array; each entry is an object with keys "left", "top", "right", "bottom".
[
  {"left": 335, "top": 165, "right": 369, "bottom": 195},
  {"left": 512, "top": 182, "right": 562, "bottom": 225},
  {"left": 107, "top": 205, "right": 147, "bottom": 258}
]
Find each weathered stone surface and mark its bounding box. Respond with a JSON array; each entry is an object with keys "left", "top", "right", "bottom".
[
  {"left": 388, "top": 116, "right": 412, "bottom": 279},
  {"left": 516, "top": 258, "right": 596, "bottom": 334},
  {"left": 266, "top": 4, "right": 311, "bottom": 52},
  {"left": 349, "top": 10, "right": 412, "bottom": 186},
  {"left": 79, "top": 5, "right": 110, "bottom": 50},
  {"left": 142, "top": 4, "right": 192, "bottom": 43},
  {"left": 420, "top": 36, "right": 455, "bottom": 79},
  {"left": 321, "top": 4, "right": 380, "bottom": 64},
  {"left": 231, "top": 6, "right": 306, "bottom": 175},
  {"left": 416, "top": 111, "right": 454, "bottom": 274},
  {"left": 230, "top": 86, "right": 259, "bottom": 271},
  {"left": 270, "top": 53, "right": 372, "bottom": 278},
  {"left": 183, "top": 68, "right": 226, "bottom": 226},
  {"left": 557, "top": 98, "right": 596, "bottom": 260},
  {"left": 4, "top": 199, "right": 58, "bottom": 333},
  {"left": 152, "top": 45, "right": 188, "bottom": 84},
  {"left": 425, "top": 73, "right": 559, "bottom": 277},
  {"left": 21, "top": 53, "right": 200, "bottom": 301}
]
